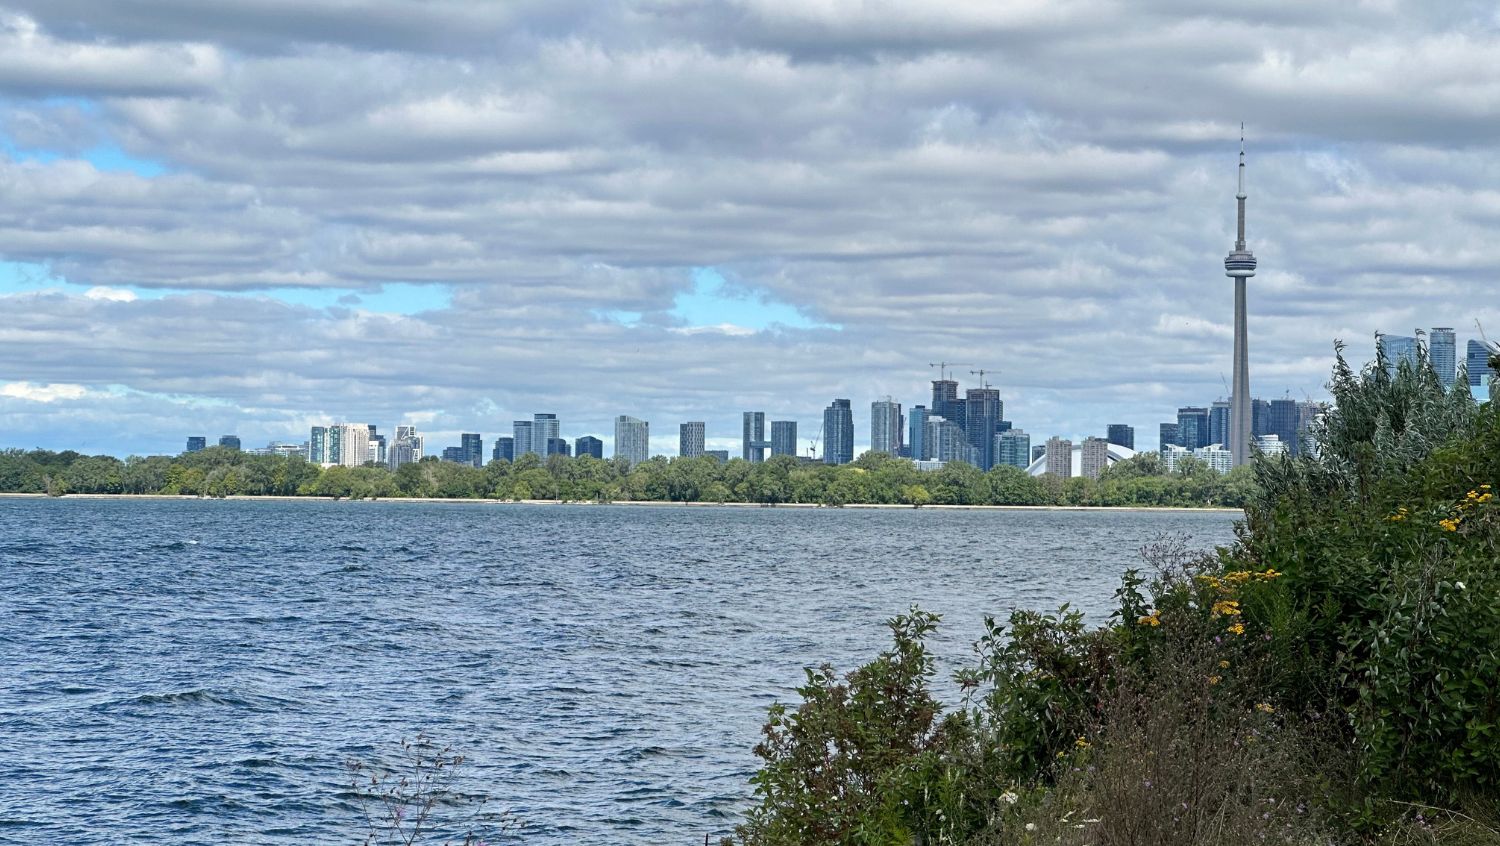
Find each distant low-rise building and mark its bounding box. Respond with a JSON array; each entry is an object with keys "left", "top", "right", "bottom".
[
  {"left": 705, "top": 449, "right": 730, "bottom": 462},
  {"left": 575, "top": 435, "right": 604, "bottom": 460},
  {"left": 185, "top": 436, "right": 206, "bottom": 453},
  {"left": 218, "top": 435, "right": 241, "bottom": 451}
]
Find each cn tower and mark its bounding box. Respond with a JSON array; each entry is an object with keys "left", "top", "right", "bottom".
[{"left": 1223, "top": 129, "right": 1256, "bottom": 467}]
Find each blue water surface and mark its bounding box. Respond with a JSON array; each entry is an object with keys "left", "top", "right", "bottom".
[{"left": 0, "top": 499, "right": 1237, "bottom": 844}]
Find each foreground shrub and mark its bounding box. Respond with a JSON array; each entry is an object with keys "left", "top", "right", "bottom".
[{"left": 730, "top": 339, "right": 1500, "bottom": 845}]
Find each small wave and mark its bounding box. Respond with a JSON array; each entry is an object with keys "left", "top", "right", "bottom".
[{"left": 95, "top": 689, "right": 299, "bottom": 713}]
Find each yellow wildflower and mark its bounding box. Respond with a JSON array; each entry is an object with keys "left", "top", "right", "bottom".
[
  {"left": 1227, "top": 622, "right": 1246, "bottom": 636},
  {"left": 1218, "top": 660, "right": 1230, "bottom": 669},
  {"left": 1256, "top": 703, "right": 1275, "bottom": 714},
  {"left": 1208, "top": 675, "right": 1222, "bottom": 686},
  {"left": 1138, "top": 612, "right": 1161, "bottom": 627},
  {"left": 1074, "top": 736, "right": 1092, "bottom": 749},
  {"left": 1211, "top": 599, "right": 1242, "bottom": 617},
  {"left": 1439, "top": 517, "right": 1460, "bottom": 532}
]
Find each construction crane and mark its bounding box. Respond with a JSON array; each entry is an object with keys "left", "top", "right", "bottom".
[
  {"left": 928, "top": 361, "right": 971, "bottom": 382},
  {"left": 807, "top": 420, "right": 824, "bottom": 461},
  {"left": 970, "top": 368, "right": 999, "bottom": 389}
]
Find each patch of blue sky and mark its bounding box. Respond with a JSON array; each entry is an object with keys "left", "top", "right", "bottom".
[
  {"left": 0, "top": 260, "right": 449, "bottom": 316},
  {"left": 1, "top": 109, "right": 168, "bottom": 177},
  {"left": 673, "top": 268, "right": 837, "bottom": 331},
  {"left": 592, "top": 268, "right": 838, "bottom": 332},
  {"left": 1, "top": 135, "right": 169, "bottom": 177}
]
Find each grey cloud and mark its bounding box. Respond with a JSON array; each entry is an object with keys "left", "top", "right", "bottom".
[{"left": 0, "top": 1, "right": 1497, "bottom": 455}]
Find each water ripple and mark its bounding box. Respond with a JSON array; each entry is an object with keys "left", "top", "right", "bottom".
[{"left": 0, "top": 498, "right": 1236, "bottom": 844}]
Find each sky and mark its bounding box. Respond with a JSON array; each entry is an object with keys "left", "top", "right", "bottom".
[{"left": 1, "top": 0, "right": 1497, "bottom": 458}]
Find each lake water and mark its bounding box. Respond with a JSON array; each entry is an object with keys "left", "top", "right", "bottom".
[{"left": 1, "top": 499, "right": 1238, "bottom": 844}]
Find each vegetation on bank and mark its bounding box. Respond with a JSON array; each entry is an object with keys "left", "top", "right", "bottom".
[
  {"left": 727, "top": 342, "right": 1500, "bottom": 845},
  {"left": 0, "top": 445, "right": 1255, "bottom": 508}
]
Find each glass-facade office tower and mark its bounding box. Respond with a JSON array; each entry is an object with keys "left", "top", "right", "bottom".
[
  {"left": 1469, "top": 340, "right": 1496, "bottom": 390},
  {"left": 870, "top": 399, "right": 902, "bottom": 456},
  {"left": 546, "top": 438, "right": 569, "bottom": 457},
  {"left": 1159, "top": 422, "right": 1180, "bottom": 449},
  {"left": 964, "top": 388, "right": 1001, "bottom": 469},
  {"left": 218, "top": 435, "right": 241, "bottom": 451},
  {"left": 770, "top": 420, "right": 798, "bottom": 457},
  {"left": 1106, "top": 424, "right": 1134, "bottom": 450},
  {"left": 575, "top": 436, "right": 603, "bottom": 459},
  {"left": 614, "top": 415, "right": 649, "bottom": 467},
  {"left": 680, "top": 422, "right": 705, "bottom": 458},
  {"left": 908, "top": 405, "right": 929, "bottom": 460},
  {"left": 1252, "top": 398, "right": 1272, "bottom": 438},
  {"left": 925, "top": 417, "right": 968, "bottom": 463},
  {"left": 741, "top": 412, "right": 767, "bottom": 462},
  {"left": 1379, "top": 335, "right": 1419, "bottom": 376},
  {"left": 1209, "top": 401, "right": 1231, "bottom": 448},
  {"left": 822, "top": 399, "right": 854, "bottom": 465},
  {"left": 309, "top": 426, "right": 328, "bottom": 463},
  {"left": 492, "top": 436, "right": 514, "bottom": 463},
  {"left": 1430, "top": 327, "right": 1456, "bottom": 390},
  {"left": 1176, "top": 407, "right": 1210, "bottom": 450},
  {"left": 532, "top": 414, "right": 559, "bottom": 452},
  {"left": 185, "top": 436, "right": 206, "bottom": 453},
  {"left": 513, "top": 420, "right": 533, "bottom": 457},
  {"left": 460, "top": 433, "right": 484, "bottom": 467},
  {"left": 931, "top": 380, "right": 964, "bottom": 430},
  {"left": 996, "top": 429, "right": 1030, "bottom": 469},
  {"left": 1268, "top": 399, "right": 1299, "bottom": 456}
]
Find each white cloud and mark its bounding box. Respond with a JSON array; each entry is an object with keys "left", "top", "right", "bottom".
[
  {"left": 0, "top": 380, "right": 89, "bottom": 402},
  {"left": 82, "top": 285, "right": 137, "bottom": 302},
  {"left": 0, "top": 1, "right": 1495, "bottom": 454}
]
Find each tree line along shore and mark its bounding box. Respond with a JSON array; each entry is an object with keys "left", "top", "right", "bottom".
[{"left": 0, "top": 446, "right": 1254, "bottom": 508}]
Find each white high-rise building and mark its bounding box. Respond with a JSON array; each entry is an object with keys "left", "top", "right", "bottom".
[
  {"left": 1255, "top": 434, "right": 1289, "bottom": 458},
  {"left": 513, "top": 420, "right": 534, "bottom": 457},
  {"left": 388, "top": 426, "right": 424, "bottom": 470},
  {"left": 614, "top": 415, "right": 650, "bottom": 468},
  {"left": 329, "top": 423, "right": 371, "bottom": 467},
  {"left": 1160, "top": 444, "right": 1191, "bottom": 474},
  {"left": 1193, "top": 444, "right": 1234, "bottom": 474}
]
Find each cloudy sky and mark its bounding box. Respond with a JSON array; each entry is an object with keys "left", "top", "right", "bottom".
[{"left": 1, "top": 0, "right": 1496, "bottom": 458}]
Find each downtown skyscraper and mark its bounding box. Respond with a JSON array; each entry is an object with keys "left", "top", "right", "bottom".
[
  {"left": 870, "top": 398, "right": 902, "bottom": 456},
  {"left": 822, "top": 399, "right": 854, "bottom": 465}
]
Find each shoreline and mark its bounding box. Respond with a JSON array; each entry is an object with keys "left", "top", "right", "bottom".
[{"left": 0, "top": 492, "right": 1242, "bottom": 514}]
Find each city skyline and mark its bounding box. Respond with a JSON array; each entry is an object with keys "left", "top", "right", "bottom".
[{"left": 2, "top": 4, "right": 1499, "bottom": 456}]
